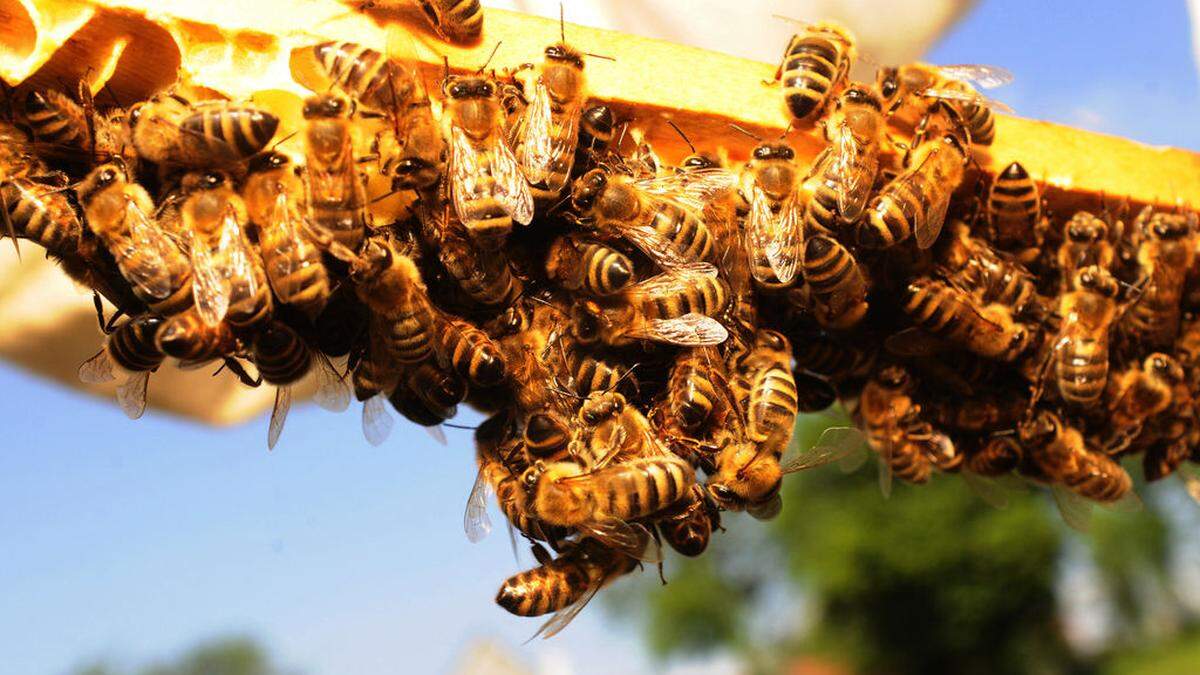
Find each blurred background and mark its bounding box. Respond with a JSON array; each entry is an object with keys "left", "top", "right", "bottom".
[{"left": 4, "top": 1, "right": 1200, "bottom": 674}]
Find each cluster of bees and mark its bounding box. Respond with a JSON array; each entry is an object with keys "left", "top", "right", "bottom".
[{"left": 3, "top": 8, "right": 1200, "bottom": 638}]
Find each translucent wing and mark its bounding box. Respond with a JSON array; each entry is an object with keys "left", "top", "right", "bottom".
[
  {"left": 268, "top": 386, "right": 292, "bottom": 450},
  {"left": 313, "top": 354, "right": 351, "bottom": 412},
  {"left": 516, "top": 80, "right": 555, "bottom": 184},
  {"left": 190, "top": 233, "right": 231, "bottom": 326},
  {"left": 221, "top": 206, "right": 260, "bottom": 311},
  {"left": 79, "top": 349, "right": 116, "bottom": 384},
  {"left": 530, "top": 573, "right": 603, "bottom": 641},
  {"left": 542, "top": 103, "right": 582, "bottom": 193},
  {"left": 962, "top": 471, "right": 1011, "bottom": 509},
  {"left": 783, "top": 425, "right": 870, "bottom": 474},
  {"left": 914, "top": 163, "right": 951, "bottom": 250},
  {"left": 920, "top": 87, "right": 1014, "bottom": 114},
  {"left": 449, "top": 125, "right": 486, "bottom": 226},
  {"left": 580, "top": 519, "right": 662, "bottom": 564},
  {"left": 624, "top": 314, "right": 729, "bottom": 346},
  {"left": 633, "top": 168, "right": 739, "bottom": 214},
  {"left": 266, "top": 193, "right": 301, "bottom": 282},
  {"left": 624, "top": 262, "right": 718, "bottom": 297},
  {"left": 464, "top": 466, "right": 494, "bottom": 543},
  {"left": 745, "top": 186, "right": 800, "bottom": 284},
  {"left": 619, "top": 222, "right": 692, "bottom": 269},
  {"left": 1050, "top": 484, "right": 1092, "bottom": 533},
  {"left": 491, "top": 135, "right": 535, "bottom": 226},
  {"left": 938, "top": 64, "right": 1014, "bottom": 89},
  {"left": 361, "top": 394, "right": 394, "bottom": 447},
  {"left": 121, "top": 200, "right": 179, "bottom": 300},
  {"left": 116, "top": 371, "right": 150, "bottom": 420},
  {"left": 832, "top": 124, "right": 877, "bottom": 222},
  {"left": 425, "top": 424, "right": 448, "bottom": 446}
]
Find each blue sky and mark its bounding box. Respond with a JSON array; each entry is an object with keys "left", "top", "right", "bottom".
[{"left": 2, "top": 2, "right": 1199, "bottom": 675}]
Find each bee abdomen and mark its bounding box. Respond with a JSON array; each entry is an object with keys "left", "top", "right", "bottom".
[
  {"left": 747, "top": 366, "right": 799, "bottom": 441},
  {"left": 496, "top": 561, "right": 590, "bottom": 617},
  {"left": 180, "top": 106, "right": 279, "bottom": 161},
  {"left": 1057, "top": 340, "right": 1108, "bottom": 404},
  {"left": 253, "top": 321, "right": 312, "bottom": 386},
  {"left": 436, "top": 319, "right": 507, "bottom": 386},
  {"left": 23, "top": 90, "right": 88, "bottom": 149},
  {"left": 580, "top": 243, "right": 633, "bottom": 296},
  {"left": 651, "top": 203, "right": 714, "bottom": 263},
  {"left": 107, "top": 315, "right": 165, "bottom": 373},
  {"left": 781, "top": 38, "right": 839, "bottom": 121},
  {"left": 1, "top": 181, "right": 80, "bottom": 254}
]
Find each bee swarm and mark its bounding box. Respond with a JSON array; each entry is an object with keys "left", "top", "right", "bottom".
[{"left": 5, "top": 0, "right": 1200, "bottom": 638}]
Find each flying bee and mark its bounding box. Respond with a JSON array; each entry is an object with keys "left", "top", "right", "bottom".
[
  {"left": 859, "top": 126, "right": 968, "bottom": 250},
  {"left": 351, "top": 238, "right": 438, "bottom": 365},
  {"left": 1019, "top": 410, "right": 1133, "bottom": 504},
  {"left": 571, "top": 262, "right": 729, "bottom": 347},
  {"left": 571, "top": 166, "right": 730, "bottom": 269},
  {"left": 129, "top": 94, "right": 278, "bottom": 168},
  {"left": 1104, "top": 353, "right": 1184, "bottom": 454},
  {"left": 495, "top": 538, "right": 638, "bottom": 640},
  {"left": 77, "top": 162, "right": 194, "bottom": 316},
  {"left": 545, "top": 236, "right": 634, "bottom": 297},
  {"left": 375, "top": 98, "right": 445, "bottom": 194},
  {"left": 876, "top": 63, "right": 1013, "bottom": 145},
  {"left": 434, "top": 316, "right": 508, "bottom": 387},
  {"left": 658, "top": 485, "right": 720, "bottom": 557},
  {"left": 741, "top": 142, "right": 803, "bottom": 286},
  {"left": 806, "top": 83, "right": 886, "bottom": 230},
  {"left": 302, "top": 93, "right": 367, "bottom": 259},
  {"left": 180, "top": 171, "right": 271, "bottom": 329},
  {"left": 1124, "top": 211, "right": 1195, "bottom": 349},
  {"left": 302, "top": 41, "right": 416, "bottom": 111},
  {"left": 78, "top": 314, "right": 165, "bottom": 420},
  {"left": 442, "top": 73, "right": 534, "bottom": 244},
  {"left": 901, "top": 278, "right": 1033, "bottom": 361},
  {"left": 987, "top": 161, "right": 1044, "bottom": 251},
  {"left": 803, "top": 234, "right": 869, "bottom": 330},
  {"left": 774, "top": 21, "right": 856, "bottom": 123},
  {"left": 253, "top": 320, "right": 351, "bottom": 449},
  {"left": 512, "top": 32, "right": 589, "bottom": 200},
  {"left": 242, "top": 152, "right": 330, "bottom": 321},
  {"left": 1058, "top": 211, "right": 1114, "bottom": 293},
  {"left": 1041, "top": 265, "right": 1121, "bottom": 406}
]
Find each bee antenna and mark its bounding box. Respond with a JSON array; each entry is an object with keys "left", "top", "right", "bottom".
[
  {"left": 666, "top": 120, "right": 696, "bottom": 154},
  {"left": 728, "top": 123, "right": 763, "bottom": 142},
  {"left": 442, "top": 55, "right": 451, "bottom": 81},
  {"left": 478, "top": 41, "right": 502, "bottom": 74},
  {"left": 560, "top": 2, "right": 565, "bottom": 43},
  {"left": 585, "top": 53, "right": 616, "bottom": 62},
  {"left": 0, "top": 188, "right": 20, "bottom": 260},
  {"left": 770, "top": 14, "right": 809, "bottom": 27},
  {"left": 443, "top": 422, "right": 478, "bottom": 431}
]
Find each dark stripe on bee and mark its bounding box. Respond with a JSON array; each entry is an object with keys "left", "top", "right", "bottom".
[
  {"left": 253, "top": 321, "right": 312, "bottom": 385},
  {"left": 781, "top": 35, "right": 845, "bottom": 120},
  {"left": 181, "top": 106, "right": 278, "bottom": 160},
  {"left": 108, "top": 316, "right": 165, "bottom": 372}
]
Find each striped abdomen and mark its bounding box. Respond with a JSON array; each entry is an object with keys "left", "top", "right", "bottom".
[
  {"left": 435, "top": 318, "right": 507, "bottom": 386},
  {"left": 902, "top": 279, "right": 989, "bottom": 350},
  {"left": 1056, "top": 334, "right": 1109, "bottom": 404},
  {"left": 253, "top": 321, "right": 312, "bottom": 386},
  {"left": 659, "top": 486, "right": 715, "bottom": 557},
  {"left": 574, "top": 105, "right": 614, "bottom": 174},
  {"left": 23, "top": 90, "right": 88, "bottom": 150},
  {"left": 637, "top": 274, "right": 728, "bottom": 321},
  {"left": 0, "top": 179, "right": 81, "bottom": 255},
  {"left": 495, "top": 554, "right": 592, "bottom": 617},
  {"left": 107, "top": 315, "right": 165, "bottom": 373},
  {"left": 647, "top": 200, "right": 714, "bottom": 263},
  {"left": 746, "top": 363, "right": 798, "bottom": 443},
  {"left": 579, "top": 242, "right": 633, "bottom": 296},
  {"left": 179, "top": 105, "right": 278, "bottom": 164},
  {"left": 595, "top": 455, "right": 694, "bottom": 520},
  {"left": 409, "top": 362, "right": 468, "bottom": 417},
  {"left": 108, "top": 236, "right": 193, "bottom": 317},
  {"left": 885, "top": 434, "right": 933, "bottom": 484},
  {"left": 311, "top": 41, "right": 413, "bottom": 109},
  {"left": 781, "top": 32, "right": 849, "bottom": 122},
  {"left": 226, "top": 258, "right": 273, "bottom": 329},
  {"left": 419, "top": 0, "right": 484, "bottom": 42},
  {"left": 988, "top": 162, "right": 1038, "bottom": 246},
  {"left": 374, "top": 300, "right": 435, "bottom": 364},
  {"left": 966, "top": 436, "right": 1022, "bottom": 476},
  {"left": 804, "top": 235, "right": 868, "bottom": 328},
  {"left": 861, "top": 167, "right": 944, "bottom": 249},
  {"left": 1057, "top": 448, "right": 1132, "bottom": 502},
  {"left": 667, "top": 347, "right": 726, "bottom": 432},
  {"left": 792, "top": 332, "right": 876, "bottom": 380},
  {"left": 456, "top": 155, "right": 512, "bottom": 245},
  {"left": 958, "top": 99, "right": 995, "bottom": 146},
  {"left": 440, "top": 236, "right": 522, "bottom": 306},
  {"left": 156, "top": 310, "right": 237, "bottom": 362},
  {"left": 260, "top": 222, "right": 330, "bottom": 320},
  {"left": 1125, "top": 284, "right": 1184, "bottom": 349},
  {"left": 570, "top": 352, "right": 629, "bottom": 398}
]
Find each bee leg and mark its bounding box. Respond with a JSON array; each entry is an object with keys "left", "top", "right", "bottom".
[
  {"left": 656, "top": 560, "right": 667, "bottom": 585},
  {"left": 218, "top": 357, "right": 263, "bottom": 388}
]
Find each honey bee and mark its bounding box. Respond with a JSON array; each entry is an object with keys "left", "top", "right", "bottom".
[
  {"left": 494, "top": 301, "right": 577, "bottom": 458},
  {"left": 253, "top": 320, "right": 351, "bottom": 449},
  {"left": 352, "top": 344, "right": 398, "bottom": 447},
  {"left": 495, "top": 538, "right": 638, "bottom": 639},
  {"left": 511, "top": 26, "right": 593, "bottom": 200},
  {"left": 925, "top": 392, "right": 1024, "bottom": 432},
  {"left": 790, "top": 327, "right": 878, "bottom": 382},
  {"left": 242, "top": 152, "right": 331, "bottom": 321},
  {"left": 302, "top": 93, "right": 367, "bottom": 259},
  {"left": 566, "top": 348, "right": 633, "bottom": 399},
  {"left": 571, "top": 166, "right": 728, "bottom": 269},
  {"left": 806, "top": 83, "right": 886, "bottom": 229},
  {"left": 375, "top": 98, "right": 445, "bottom": 194},
  {"left": 574, "top": 104, "right": 614, "bottom": 173},
  {"left": 741, "top": 142, "right": 803, "bottom": 286},
  {"left": 77, "top": 162, "right": 194, "bottom": 315},
  {"left": 1057, "top": 211, "right": 1114, "bottom": 292},
  {"left": 794, "top": 372, "right": 839, "bottom": 412},
  {"left": 571, "top": 263, "right": 729, "bottom": 347},
  {"left": 433, "top": 215, "right": 523, "bottom": 307},
  {"left": 1104, "top": 353, "right": 1184, "bottom": 453},
  {"left": 856, "top": 365, "right": 939, "bottom": 489},
  {"left": 965, "top": 434, "right": 1022, "bottom": 477},
  {"left": 735, "top": 330, "right": 799, "bottom": 444},
  {"left": 657, "top": 485, "right": 720, "bottom": 557},
  {"left": 434, "top": 316, "right": 508, "bottom": 387},
  {"left": 876, "top": 63, "right": 1013, "bottom": 144},
  {"left": 154, "top": 308, "right": 240, "bottom": 364},
  {"left": 442, "top": 73, "right": 534, "bottom": 244},
  {"left": 803, "top": 234, "right": 869, "bottom": 329},
  {"left": 416, "top": 0, "right": 484, "bottom": 43},
  {"left": 545, "top": 236, "right": 634, "bottom": 297},
  {"left": 351, "top": 238, "right": 438, "bottom": 365},
  {"left": 937, "top": 220, "right": 1044, "bottom": 320},
  {"left": 1044, "top": 265, "right": 1121, "bottom": 406},
  {"left": 987, "top": 161, "right": 1044, "bottom": 251},
  {"left": 78, "top": 314, "right": 165, "bottom": 420},
  {"left": 859, "top": 126, "right": 968, "bottom": 250},
  {"left": 1018, "top": 410, "right": 1133, "bottom": 504},
  {"left": 408, "top": 361, "right": 468, "bottom": 425},
  {"left": 302, "top": 41, "right": 416, "bottom": 111},
  {"left": 662, "top": 346, "right": 735, "bottom": 439},
  {"left": 774, "top": 21, "right": 856, "bottom": 123},
  {"left": 1124, "top": 211, "right": 1195, "bottom": 349},
  {"left": 901, "top": 278, "right": 1033, "bottom": 361},
  {"left": 1, "top": 176, "right": 81, "bottom": 259},
  {"left": 129, "top": 94, "right": 279, "bottom": 168},
  {"left": 466, "top": 418, "right": 567, "bottom": 546},
  {"left": 180, "top": 171, "right": 271, "bottom": 329}
]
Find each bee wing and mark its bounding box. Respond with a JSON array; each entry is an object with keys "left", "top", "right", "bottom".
[
  {"left": 189, "top": 234, "right": 232, "bottom": 327},
  {"left": 116, "top": 371, "right": 150, "bottom": 420},
  {"left": 464, "top": 465, "right": 495, "bottom": 543},
  {"left": 624, "top": 314, "right": 729, "bottom": 347},
  {"left": 530, "top": 570, "right": 604, "bottom": 641},
  {"left": 832, "top": 124, "right": 877, "bottom": 223},
  {"left": 1050, "top": 484, "right": 1092, "bottom": 533},
  {"left": 625, "top": 262, "right": 718, "bottom": 295},
  {"left": 745, "top": 186, "right": 801, "bottom": 284},
  {"left": 266, "top": 193, "right": 301, "bottom": 282},
  {"left": 783, "top": 425, "right": 870, "bottom": 474},
  {"left": 920, "top": 87, "right": 1014, "bottom": 114},
  {"left": 937, "top": 64, "right": 1014, "bottom": 89},
  {"left": 515, "top": 80, "right": 555, "bottom": 184},
  {"left": 122, "top": 200, "right": 181, "bottom": 300},
  {"left": 491, "top": 135, "right": 535, "bottom": 225},
  {"left": 580, "top": 519, "right": 662, "bottom": 564},
  {"left": 633, "top": 168, "right": 739, "bottom": 214},
  {"left": 962, "top": 470, "right": 1015, "bottom": 509},
  {"left": 449, "top": 126, "right": 486, "bottom": 225},
  {"left": 267, "top": 386, "right": 292, "bottom": 450},
  {"left": 914, "top": 179, "right": 951, "bottom": 251},
  {"left": 361, "top": 394, "right": 395, "bottom": 447},
  {"left": 313, "top": 354, "right": 351, "bottom": 412},
  {"left": 620, "top": 223, "right": 691, "bottom": 269},
  {"left": 220, "top": 206, "right": 260, "bottom": 307},
  {"left": 425, "top": 424, "right": 449, "bottom": 446},
  {"left": 79, "top": 349, "right": 117, "bottom": 384},
  {"left": 544, "top": 103, "right": 582, "bottom": 193}
]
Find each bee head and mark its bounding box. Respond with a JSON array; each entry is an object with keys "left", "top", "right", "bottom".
[
  {"left": 681, "top": 152, "right": 720, "bottom": 171},
  {"left": 571, "top": 169, "right": 607, "bottom": 212},
  {"left": 1147, "top": 353, "right": 1184, "bottom": 383},
  {"left": 77, "top": 162, "right": 126, "bottom": 203},
  {"left": 248, "top": 151, "right": 291, "bottom": 174},
  {"left": 875, "top": 67, "right": 900, "bottom": 103},
  {"left": 302, "top": 93, "right": 351, "bottom": 119},
  {"left": 183, "top": 171, "right": 226, "bottom": 193},
  {"left": 1150, "top": 215, "right": 1192, "bottom": 241},
  {"left": 841, "top": 84, "right": 882, "bottom": 112},
  {"left": 752, "top": 142, "right": 794, "bottom": 162},
  {"left": 571, "top": 300, "right": 603, "bottom": 344},
  {"left": 520, "top": 461, "right": 546, "bottom": 496},
  {"left": 755, "top": 329, "right": 788, "bottom": 353},
  {"left": 443, "top": 76, "right": 494, "bottom": 100},
  {"left": 580, "top": 391, "right": 624, "bottom": 425},
  {"left": 1075, "top": 265, "right": 1117, "bottom": 298},
  {"left": 545, "top": 42, "right": 585, "bottom": 69},
  {"left": 706, "top": 482, "right": 742, "bottom": 511},
  {"left": 350, "top": 238, "right": 393, "bottom": 284},
  {"left": 1066, "top": 212, "right": 1104, "bottom": 243},
  {"left": 877, "top": 365, "right": 911, "bottom": 391}
]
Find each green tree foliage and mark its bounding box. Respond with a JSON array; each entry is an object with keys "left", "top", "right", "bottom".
[{"left": 73, "top": 637, "right": 291, "bottom": 675}]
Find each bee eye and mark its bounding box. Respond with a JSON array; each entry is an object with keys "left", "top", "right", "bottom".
[
  {"left": 480, "top": 83, "right": 494, "bottom": 97},
  {"left": 709, "top": 484, "right": 736, "bottom": 503},
  {"left": 99, "top": 168, "right": 117, "bottom": 185}
]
